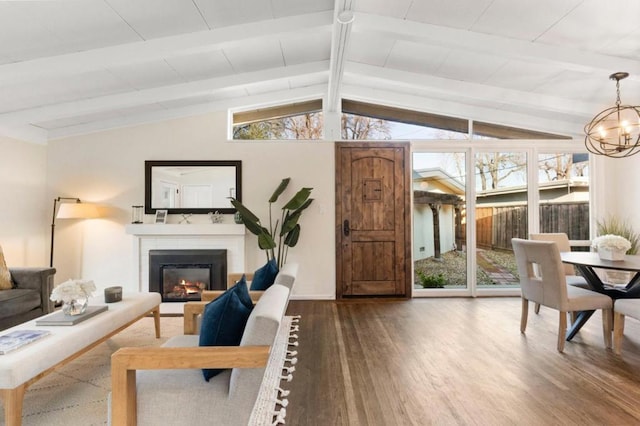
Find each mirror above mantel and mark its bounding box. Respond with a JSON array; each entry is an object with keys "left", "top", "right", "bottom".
[{"left": 145, "top": 160, "right": 242, "bottom": 214}]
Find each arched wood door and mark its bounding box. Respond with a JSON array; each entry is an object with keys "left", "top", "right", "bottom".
[{"left": 336, "top": 142, "right": 411, "bottom": 298}]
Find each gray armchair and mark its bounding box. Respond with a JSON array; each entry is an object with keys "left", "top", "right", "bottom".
[{"left": 0, "top": 267, "right": 56, "bottom": 330}]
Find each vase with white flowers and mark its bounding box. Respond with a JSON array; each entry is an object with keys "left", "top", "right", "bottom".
[
  {"left": 592, "top": 234, "right": 631, "bottom": 261},
  {"left": 50, "top": 279, "right": 96, "bottom": 316}
]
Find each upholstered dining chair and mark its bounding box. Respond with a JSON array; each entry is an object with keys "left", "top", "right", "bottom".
[
  {"left": 512, "top": 238, "right": 613, "bottom": 352},
  {"left": 530, "top": 233, "right": 589, "bottom": 314},
  {"left": 613, "top": 299, "right": 640, "bottom": 354}
]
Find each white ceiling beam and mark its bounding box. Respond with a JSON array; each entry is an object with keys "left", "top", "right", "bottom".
[
  {"left": 47, "top": 85, "right": 328, "bottom": 140},
  {"left": 355, "top": 13, "right": 640, "bottom": 79},
  {"left": 0, "top": 124, "right": 48, "bottom": 144},
  {"left": 341, "top": 84, "right": 583, "bottom": 138},
  {"left": 326, "top": 0, "right": 356, "bottom": 111},
  {"left": 0, "top": 12, "right": 333, "bottom": 85},
  {"left": 345, "top": 62, "right": 600, "bottom": 117},
  {"left": 0, "top": 61, "right": 329, "bottom": 125}
]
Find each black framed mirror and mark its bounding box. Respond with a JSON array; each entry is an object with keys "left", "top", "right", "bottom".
[{"left": 145, "top": 160, "right": 242, "bottom": 214}]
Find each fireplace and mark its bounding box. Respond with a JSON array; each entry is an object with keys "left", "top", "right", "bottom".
[{"left": 149, "top": 249, "right": 227, "bottom": 302}]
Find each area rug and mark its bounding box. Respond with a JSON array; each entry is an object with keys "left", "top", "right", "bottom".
[{"left": 0, "top": 315, "right": 298, "bottom": 426}]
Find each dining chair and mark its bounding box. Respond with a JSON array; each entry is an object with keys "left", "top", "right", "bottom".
[
  {"left": 613, "top": 299, "right": 640, "bottom": 354},
  {"left": 529, "top": 233, "right": 589, "bottom": 314},
  {"left": 512, "top": 238, "right": 613, "bottom": 352}
]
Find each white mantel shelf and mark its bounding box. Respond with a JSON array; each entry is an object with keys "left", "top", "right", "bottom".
[{"left": 125, "top": 224, "right": 245, "bottom": 236}]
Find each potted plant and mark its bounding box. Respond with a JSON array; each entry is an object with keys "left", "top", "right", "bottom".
[
  {"left": 230, "top": 178, "right": 313, "bottom": 269},
  {"left": 592, "top": 235, "right": 631, "bottom": 261},
  {"left": 596, "top": 216, "right": 639, "bottom": 255},
  {"left": 595, "top": 216, "right": 639, "bottom": 283}
]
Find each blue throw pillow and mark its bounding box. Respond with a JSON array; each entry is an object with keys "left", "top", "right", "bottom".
[
  {"left": 250, "top": 258, "right": 279, "bottom": 291},
  {"left": 199, "top": 276, "right": 253, "bottom": 381}
]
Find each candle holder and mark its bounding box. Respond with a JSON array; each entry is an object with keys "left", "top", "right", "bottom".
[{"left": 131, "top": 205, "right": 144, "bottom": 224}]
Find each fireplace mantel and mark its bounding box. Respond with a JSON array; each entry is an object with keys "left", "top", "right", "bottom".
[
  {"left": 125, "top": 224, "right": 245, "bottom": 236},
  {"left": 125, "top": 223, "right": 246, "bottom": 313}
]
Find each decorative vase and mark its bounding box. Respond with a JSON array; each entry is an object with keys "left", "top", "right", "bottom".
[
  {"left": 62, "top": 295, "right": 89, "bottom": 316},
  {"left": 597, "top": 247, "right": 625, "bottom": 261},
  {"left": 234, "top": 212, "right": 243, "bottom": 224}
]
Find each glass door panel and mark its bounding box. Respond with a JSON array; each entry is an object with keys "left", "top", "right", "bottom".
[
  {"left": 538, "top": 152, "right": 590, "bottom": 242},
  {"left": 475, "top": 152, "right": 526, "bottom": 289},
  {"left": 413, "top": 152, "right": 467, "bottom": 291}
]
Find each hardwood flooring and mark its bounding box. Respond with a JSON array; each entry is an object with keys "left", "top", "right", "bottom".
[{"left": 285, "top": 298, "right": 640, "bottom": 425}]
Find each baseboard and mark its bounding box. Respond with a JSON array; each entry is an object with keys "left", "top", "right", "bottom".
[{"left": 289, "top": 294, "right": 335, "bottom": 300}]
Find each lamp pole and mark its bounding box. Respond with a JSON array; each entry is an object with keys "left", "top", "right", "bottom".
[{"left": 50, "top": 197, "right": 81, "bottom": 267}]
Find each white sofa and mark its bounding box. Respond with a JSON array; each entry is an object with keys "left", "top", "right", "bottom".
[{"left": 110, "top": 264, "right": 298, "bottom": 426}]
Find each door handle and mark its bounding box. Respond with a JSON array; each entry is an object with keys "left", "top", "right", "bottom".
[{"left": 343, "top": 219, "right": 350, "bottom": 236}]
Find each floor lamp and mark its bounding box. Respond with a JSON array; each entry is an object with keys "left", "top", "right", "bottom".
[{"left": 50, "top": 197, "right": 102, "bottom": 267}]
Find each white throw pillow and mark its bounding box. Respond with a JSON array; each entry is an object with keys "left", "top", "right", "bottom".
[{"left": 0, "top": 246, "right": 12, "bottom": 290}]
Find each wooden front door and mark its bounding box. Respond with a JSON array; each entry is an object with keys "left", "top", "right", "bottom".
[{"left": 336, "top": 142, "right": 410, "bottom": 298}]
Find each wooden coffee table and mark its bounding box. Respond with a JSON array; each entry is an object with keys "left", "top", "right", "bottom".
[{"left": 0, "top": 292, "right": 161, "bottom": 426}]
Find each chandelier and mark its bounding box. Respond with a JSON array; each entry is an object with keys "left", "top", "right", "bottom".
[{"left": 584, "top": 72, "right": 640, "bottom": 158}]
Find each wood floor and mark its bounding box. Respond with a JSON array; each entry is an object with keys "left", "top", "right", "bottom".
[{"left": 285, "top": 297, "right": 640, "bottom": 425}]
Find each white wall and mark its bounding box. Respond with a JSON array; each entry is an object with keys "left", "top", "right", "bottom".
[
  {"left": 601, "top": 155, "right": 640, "bottom": 235},
  {"left": 0, "top": 136, "right": 48, "bottom": 266},
  {"left": 46, "top": 112, "right": 336, "bottom": 299},
  {"left": 413, "top": 204, "right": 456, "bottom": 260}
]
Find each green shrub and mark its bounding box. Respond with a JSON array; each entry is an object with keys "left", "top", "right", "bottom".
[{"left": 417, "top": 271, "right": 446, "bottom": 288}]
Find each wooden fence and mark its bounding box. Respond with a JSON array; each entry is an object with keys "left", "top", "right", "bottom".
[{"left": 476, "top": 202, "right": 589, "bottom": 250}]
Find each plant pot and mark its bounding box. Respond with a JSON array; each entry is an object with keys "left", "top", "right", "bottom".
[{"left": 598, "top": 247, "right": 625, "bottom": 261}]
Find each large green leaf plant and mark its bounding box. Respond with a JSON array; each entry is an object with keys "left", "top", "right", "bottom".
[{"left": 230, "top": 178, "right": 313, "bottom": 269}]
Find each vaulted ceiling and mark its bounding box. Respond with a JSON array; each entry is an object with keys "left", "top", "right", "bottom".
[{"left": 1, "top": 0, "right": 639, "bottom": 143}]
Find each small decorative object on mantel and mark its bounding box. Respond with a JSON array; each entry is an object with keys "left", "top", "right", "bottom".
[
  {"left": 592, "top": 234, "right": 631, "bottom": 261},
  {"left": 50, "top": 279, "right": 96, "bottom": 316},
  {"left": 155, "top": 209, "right": 168, "bottom": 224},
  {"left": 209, "top": 211, "right": 223, "bottom": 223},
  {"left": 234, "top": 211, "right": 243, "bottom": 224},
  {"left": 131, "top": 205, "right": 144, "bottom": 224},
  {"left": 179, "top": 213, "right": 193, "bottom": 224}
]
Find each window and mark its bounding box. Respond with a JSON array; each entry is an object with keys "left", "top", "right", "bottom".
[
  {"left": 232, "top": 100, "right": 323, "bottom": 140},
  {"left": 342, "top": 100, "right": 468, "bottom": 140},
  {"left": 537, "top": 152, "right": 589, "bottom": 241},
  {"left": 341, "top": 100, "right": 568, "bottom": 140},
  {"left": 412, "top": 142, "right": 591, "bottom": 297},
  {"left": 231, "top": 99, "right": 569, "bottom": 141}
]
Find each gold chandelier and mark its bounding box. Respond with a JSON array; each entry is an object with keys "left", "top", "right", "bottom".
[{"left": 584, "top": 72, "right": 640, "bottom": 158}]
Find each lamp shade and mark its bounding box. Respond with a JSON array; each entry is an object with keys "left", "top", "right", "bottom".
[{"left": 56, "top": 202, "right": 102, "bottom": 219}]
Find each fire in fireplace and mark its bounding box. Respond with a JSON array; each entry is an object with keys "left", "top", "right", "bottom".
[{"left": 149, "top": 249, "right": 227, "bottom": 302}]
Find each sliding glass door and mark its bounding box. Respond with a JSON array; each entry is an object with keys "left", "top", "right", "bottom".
[
  {"left": 412, "top": 142, "right": 592, "bottom": 297},
  {"left": 413, "top": 152, "right": 467, "bottom": 293},
  {"left": 474, "top": 151, "right": 526, "bottom": 290}
]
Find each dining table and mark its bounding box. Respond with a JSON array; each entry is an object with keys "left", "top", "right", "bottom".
[{"left": 560, "top": 251, "right": 640, "bottom": 340}]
